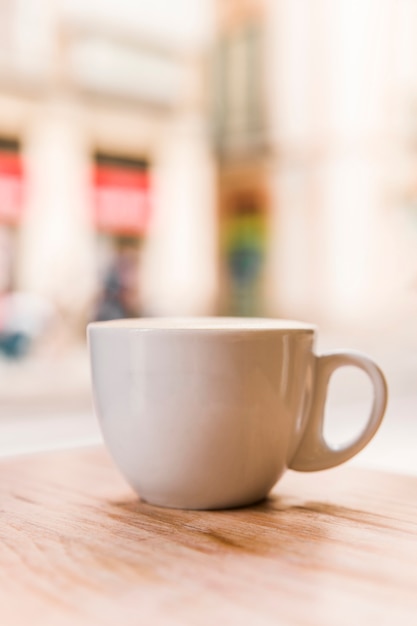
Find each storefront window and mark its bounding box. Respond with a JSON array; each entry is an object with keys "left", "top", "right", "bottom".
[
  {"left": 91, "top": 152, "right": 151, "bottom": 322},
  {"left": 212, "top": 21, "right": 265, "bottom": 155}
]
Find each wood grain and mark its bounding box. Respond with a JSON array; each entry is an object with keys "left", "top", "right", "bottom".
[{"left": 0, "top": 446, "right": 416, "bottom": 626}]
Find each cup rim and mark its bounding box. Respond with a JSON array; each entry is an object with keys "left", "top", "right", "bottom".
[{"left": 87, "top": 317, "right": 317, "bottom": 333}]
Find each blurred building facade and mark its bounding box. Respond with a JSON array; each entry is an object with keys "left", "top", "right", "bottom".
[
  {"left": 0, "top": 0, "right": 217, "bottom": 335},
  {"left": 1, "top": 0, "right": 417, "bottom": 338},
  {"left": 212, "top": 0, "right": 417, "bottom": 328}
]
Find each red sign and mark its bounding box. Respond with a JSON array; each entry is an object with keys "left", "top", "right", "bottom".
[
  {"left": 0, "top": 152, "right": 24, "bottom": 226},
  {"left": 92, "top": 165, "right": 151, "bottom": 235}
]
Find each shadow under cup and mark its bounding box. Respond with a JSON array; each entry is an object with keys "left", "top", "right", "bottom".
[{"left": 88, "top": 317, "right": 387, "bottom": 510}]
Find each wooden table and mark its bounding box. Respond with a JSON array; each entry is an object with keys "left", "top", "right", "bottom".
[{"left": 1, "top": 446, "right": 416, "bottom": 626}]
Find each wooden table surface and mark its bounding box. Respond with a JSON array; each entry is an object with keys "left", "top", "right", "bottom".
[{"left": 1, "top": 446, "right": 416, "bottom": 626}]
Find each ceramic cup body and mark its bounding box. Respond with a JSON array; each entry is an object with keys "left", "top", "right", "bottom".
[{"left": 88, "top": 318, "right": 387, "bottom": 510}]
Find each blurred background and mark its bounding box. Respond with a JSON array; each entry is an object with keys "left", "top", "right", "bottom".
[{"left": 0, "top": 0, "right": 416, "bottom": 469}]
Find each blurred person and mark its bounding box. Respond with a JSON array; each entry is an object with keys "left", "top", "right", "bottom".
[
  {"left": 0, "top": 290, "right": 54, "bottom": 359},
  {"left": 92, "top": 239, "right": 141, "bottom": 322}
]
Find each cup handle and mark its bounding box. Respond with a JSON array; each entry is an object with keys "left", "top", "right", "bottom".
[{"left": 289, "top": 351, "right": 388, "bottom": 471}]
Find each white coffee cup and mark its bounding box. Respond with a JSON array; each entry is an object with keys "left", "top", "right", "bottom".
[{"left": 88, "top": 317, "right": 387, "bottom": 510}]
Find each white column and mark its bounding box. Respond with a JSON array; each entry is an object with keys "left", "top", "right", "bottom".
[
  {"left": 264, "top": 0, "right": 318, "bottom": 318},
  {"left": 141, "top": 113, "right": 217, "bottom": 316},
  {"left": 19, "top": 100, "right": 96, "bottom": 316}
]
